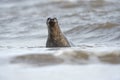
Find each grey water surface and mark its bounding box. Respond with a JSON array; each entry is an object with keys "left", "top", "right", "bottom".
[{"left": 0, "top": 0, "right": 120, "bottom": 80}]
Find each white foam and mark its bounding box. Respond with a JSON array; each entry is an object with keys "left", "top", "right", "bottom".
[{"left": 0, "top": 64, "right": 120, "bottom": 80}]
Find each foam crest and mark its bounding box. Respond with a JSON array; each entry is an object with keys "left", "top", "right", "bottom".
[{"left": 55, "top": 49, "right": 120, "bottom": 64}]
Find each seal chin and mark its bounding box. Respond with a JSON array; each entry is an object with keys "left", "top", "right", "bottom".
[{"left": 49, "top": 22, "right": 55, "bottom": 26}]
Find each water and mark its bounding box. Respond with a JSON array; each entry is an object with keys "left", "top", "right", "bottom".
[{"left": 0, "top": 0, "right": 120, "bottom": 80}]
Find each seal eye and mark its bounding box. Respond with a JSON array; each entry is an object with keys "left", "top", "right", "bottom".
[
  {"left": 47, "top": 17, "right": 51, "bottom": 23},
  {"left": 47, "top": 17, "right": 51, "bottom": 25}
]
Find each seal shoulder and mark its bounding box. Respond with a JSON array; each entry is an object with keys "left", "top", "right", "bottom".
[{"left": 46, "top": 33, "right": 71, "bottom": 47}]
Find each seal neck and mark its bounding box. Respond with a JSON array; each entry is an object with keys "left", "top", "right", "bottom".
[{"left": 48, "top": 24, "right": 63, "bottom": 40}]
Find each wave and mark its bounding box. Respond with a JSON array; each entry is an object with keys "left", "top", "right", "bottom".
[
  {"left": 10, "top": 49, "right": 120, "bottom": 67},
  {"left": 56, "top": 49, "right": 120, "bottom": 64},
  {"left": 65, "top": 22, "right": 120, "bottom": 44},
  {"left": 10, "top": 54, "right": 64, "bottom": 66}
]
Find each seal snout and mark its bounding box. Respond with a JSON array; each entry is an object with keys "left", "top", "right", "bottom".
[{"left": 47, "top": 17, "right": 58, "bottom": 26}]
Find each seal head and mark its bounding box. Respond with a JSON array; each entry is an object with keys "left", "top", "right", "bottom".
[{"left": 46, "top": 17, "right": 71, "bottom": 47}]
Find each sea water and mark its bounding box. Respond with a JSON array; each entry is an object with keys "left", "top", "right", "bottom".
[{"left": 0, "top": 0, "right": 120, "bottom": 80}]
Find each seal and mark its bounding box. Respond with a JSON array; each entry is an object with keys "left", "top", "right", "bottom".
[{"left": 46, "top": 17, "right": 71, "bottom": 47}]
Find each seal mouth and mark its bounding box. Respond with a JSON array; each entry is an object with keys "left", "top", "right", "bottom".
[{"left": 47, "top": 17, "right": 58, "bottom": 26}]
